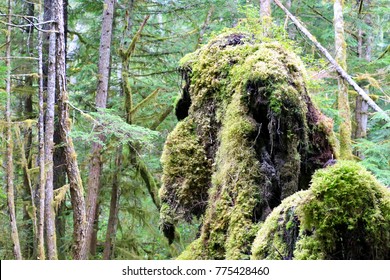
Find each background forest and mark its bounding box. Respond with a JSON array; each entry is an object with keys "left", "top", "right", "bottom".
[{"left": 0, "top": 0, "right": 389, "bottom": 260}]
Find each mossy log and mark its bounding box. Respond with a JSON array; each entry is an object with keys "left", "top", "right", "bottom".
[
  {"left": 251, "top": 161, "right": 390, "bottom": 260},
  {"left": 160, "top": 32, "right": 337, "bottom": 259}
]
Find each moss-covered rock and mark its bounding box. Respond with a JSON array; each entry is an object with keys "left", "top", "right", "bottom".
[
  {"left": 160, "top": 32, "right": 336, "bottom": 259},
  {"left": 251, "top": 161, "right": 390, "bottom": 260}
]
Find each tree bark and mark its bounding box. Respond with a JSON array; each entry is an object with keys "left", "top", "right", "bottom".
[
  {"left": 272, "top": 0, "right": 388, "bottom": 119},
  {"left": 354, "top": 0, "right": 370, "bottom": 140},
  {"left": 37, "top": 0, "right": 46, "bottom": 260},
  {"left": 5, "top": 0, "right": 22, "bottom": 260},
  {"left": 44, "top": 0, "right": 58, "bottom": 259},
  {"left": 83, "top": 0, "right": 116, "bottom": 258},
  {"left": 103, "top": 147, "right": 122, "bottom": 260},
  {"left": 334, "top": 0, "right": 352, "bottom": 159},
  {"left": 260, "top": 0, "right": 272, "bottom": 19},
  {"left": 56, "top": 0, "right": 87, "bottom": 260}
]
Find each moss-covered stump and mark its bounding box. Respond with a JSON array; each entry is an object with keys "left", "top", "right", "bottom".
[
  {"left": 251, "top": 161, "right": 390, "bottom": 260},
  {"left": 160, "top": 32, "right": 336, "bottom": 259}
]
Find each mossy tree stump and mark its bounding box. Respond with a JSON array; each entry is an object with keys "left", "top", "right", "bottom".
[{"left": 160, "top": 32, "right": 337, "bottom": 259}]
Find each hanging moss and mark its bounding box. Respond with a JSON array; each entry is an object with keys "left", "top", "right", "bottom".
[
  {"left": 251, "top": 161, "right": 390, "bottom": 260},
  {"left": 160, "top": 32, "right": 336, "bottom": 259}
]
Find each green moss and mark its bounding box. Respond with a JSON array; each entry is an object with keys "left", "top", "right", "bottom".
[
  {"left": 161, "top": 31, "right": 337, "bottom": 259},
  {"left": 160, "top": 118, "right": 211, "bottom": 223},
  {"left": 252, "top": 161, "right": 390, "bottom": 260}
]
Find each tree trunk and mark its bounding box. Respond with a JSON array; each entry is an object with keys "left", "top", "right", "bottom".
[
  {"left": 37, "top": 0, "right": 46, "bottom": 260},
  {"left": 83, "top": 0, "right": 116, "bottom": 258},
  {"left": 334, "top": 0, "right": 352, "bottom": 159},
  {"left": 55, "top": 0, "right": 87, "bottom": 260},
  {"left": 260, "top": 0, "right": 272, "bottom": 19},
  {"left": 44, "top": 0, "right": 58, "bottom": 259},
  {"left": 103, "top": 147, "right": 122, "bottom": 259},
  {"left": 53, "top": 0, "right": 68, "bottom": 259},
  {"left": 272, "top": 0, "right": 388, "bottom": 118},
  {"left": 5, "top": 0, "right": 22, "bottom": 260},
  {"left": 354, "top": 0, "right": 370, "bottom": 141}
]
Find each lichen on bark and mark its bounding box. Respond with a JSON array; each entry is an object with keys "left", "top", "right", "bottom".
[{"left": 160, "top": 32, "right": 336, "bottom": 259}]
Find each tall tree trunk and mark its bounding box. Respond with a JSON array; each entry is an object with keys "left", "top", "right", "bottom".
[
  {"left": 260, "top": 0, "right": 272, "bottom": 34},
  {"left": 5, "top": 0, "right": 22, "bottom": 260},
  {"left": 53, "top": 0, "right": 68, "bottom": 259},
  {"left": 260, "top": 0, "right": 272, "bottom": 18},
  {"left": 354, "top": 0, "right": 370, "bottom": 140},
  {"left": 272, "top": 0, "right": 387, "bottom": 118},
  {"left": 37, "top": 0, "right": 46, "bottom": 260},
  {"left": 103, "top": 147, "right": 122, "bottom": 259},
  {"left": 45, "top": 0, "right": 58, "bottom": 259},
  {"left": 55, "top": 0, "right": 87, "bottom": 260},
  {"left": 83, "top": 0, "right": 116, "bottom": 258},
  {"left": 334, "top": 0, "right": 352, "bottom": 159},
  {"left": 21, "top": 1, "right": 36, "bottom": 259}
]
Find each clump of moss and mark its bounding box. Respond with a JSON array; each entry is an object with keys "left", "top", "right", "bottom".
[
  {"left": 160, "top": 119, "right": 211, "bottom": 242},
  {"left": 161, "top": 32, "right": 336, "bottom": 259},
  {"left": 251, "top": 161, "right": 390, "bottom": 260}
]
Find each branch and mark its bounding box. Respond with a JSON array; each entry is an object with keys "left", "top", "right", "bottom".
[{"left": 273, "top": 0, "right": 389, "bottom": 120}]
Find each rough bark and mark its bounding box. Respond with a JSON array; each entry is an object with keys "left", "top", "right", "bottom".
[
  {"left": 83, "top": 0, "right": 116, "bottom": 258},
  {"left": 272, "top": 0, "right": 388, "bottom": 119},
  {"left": 103, "top": 147, "right": 122, "bottom": 260},
  {"left": 56, "top": 0, "right": 87, "bottom": 260},
  {"left": 334, "top": 0, "right": 353, "bottom": 159},
  {"left": 5, "top": 0, "right": 22, "bottom": 260},
  {"left": 44, "top": 1, "right": 58, "bottom": 259},
  {"left": 37, "top": 0, "right": 46, "bottom": 260}
]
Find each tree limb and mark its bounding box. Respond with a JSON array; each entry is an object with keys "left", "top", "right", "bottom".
[{"left": 273, "top": 0, "right": 389, "bottom": 120}]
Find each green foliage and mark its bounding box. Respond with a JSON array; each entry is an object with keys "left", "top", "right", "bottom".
[{"left": 355, "top": 111, "right": 390, "bottom": 185}]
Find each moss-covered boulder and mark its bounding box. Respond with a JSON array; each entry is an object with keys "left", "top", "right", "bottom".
[
  {"left": 160, "top": 32, "right": 336, "bottom": 259},
  {"left": 251, "top": 161, "right": 390, "bottom": 260}
]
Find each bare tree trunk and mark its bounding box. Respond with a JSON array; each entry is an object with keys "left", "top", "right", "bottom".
[
  {"left": 55, "top": 0, "right": 87, "bottom": 260},
  {"left": 83, "top": 0, "right": 116, "bottom": 258},
  {"left": 334, "top": 0, "right": 352, "bottom": 159},
  {"left": 260, "top": 0, "right": 272, "bottom": 18},
  {"left": 355, "top": 0, "right": 370, "bottom": 140},
  {"left": 103, "top": 148, "right": 122, "bottom": 259},
  {"left": 45, "top": 1, "right": 58, "bottom": 258},
  {"left": 272, "top": 0, "right": 388, "bottom": 119},
  {"left": 5, "top": 0, "right": 22, "bottom": 260},
  {"left": 37, "top": 0, "right": 46, "bottom": 260}
]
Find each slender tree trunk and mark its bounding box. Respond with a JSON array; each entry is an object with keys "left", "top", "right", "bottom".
[
  {"left": 260, "top": 0, "right": 272, "bottom": 18},
  {"left": 21, "top": 1, "right": 36, "bottom": 259},
  {"left": 355, "top": 0, "right": 370, "bottom": 140},
  {"left": 83, "top": 0, "right": 116, "bottom": 258},
  {"left": 89, "top": 202, "right": 100, "bottom": 256},
  {"left": 5, "top": 0, "right": 22, "bottom": 260},
  {"left": 334, "top": 0, "right": 352, "bottom": 159},
  {"left": 260, "top": 0, "right": 272, "bottom": 34},
  {"left": 53, "top": 0, "right": 68, "bottom": 259},
  {"left": 55, "top": 0, "right": 87, "bottom": 260},
  {"left": 45, "top": 0, "right": 58, "bottom": 259},
  {"left": 37, "top": 0, "right": 46, "bottom": 260},
  {"left": 103, "top": 148, "right": 122, "bottom": 259},
  {"left": 272, "top": 0, "right": 387, "bottom": 118}
]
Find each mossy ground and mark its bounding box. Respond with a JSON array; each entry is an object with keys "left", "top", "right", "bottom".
[
  {"left": 160, "top": 31, "right": 336, "bottom": 259},
  {"left": 251, "top": 161, "right": 390, "bottom": 260}
]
